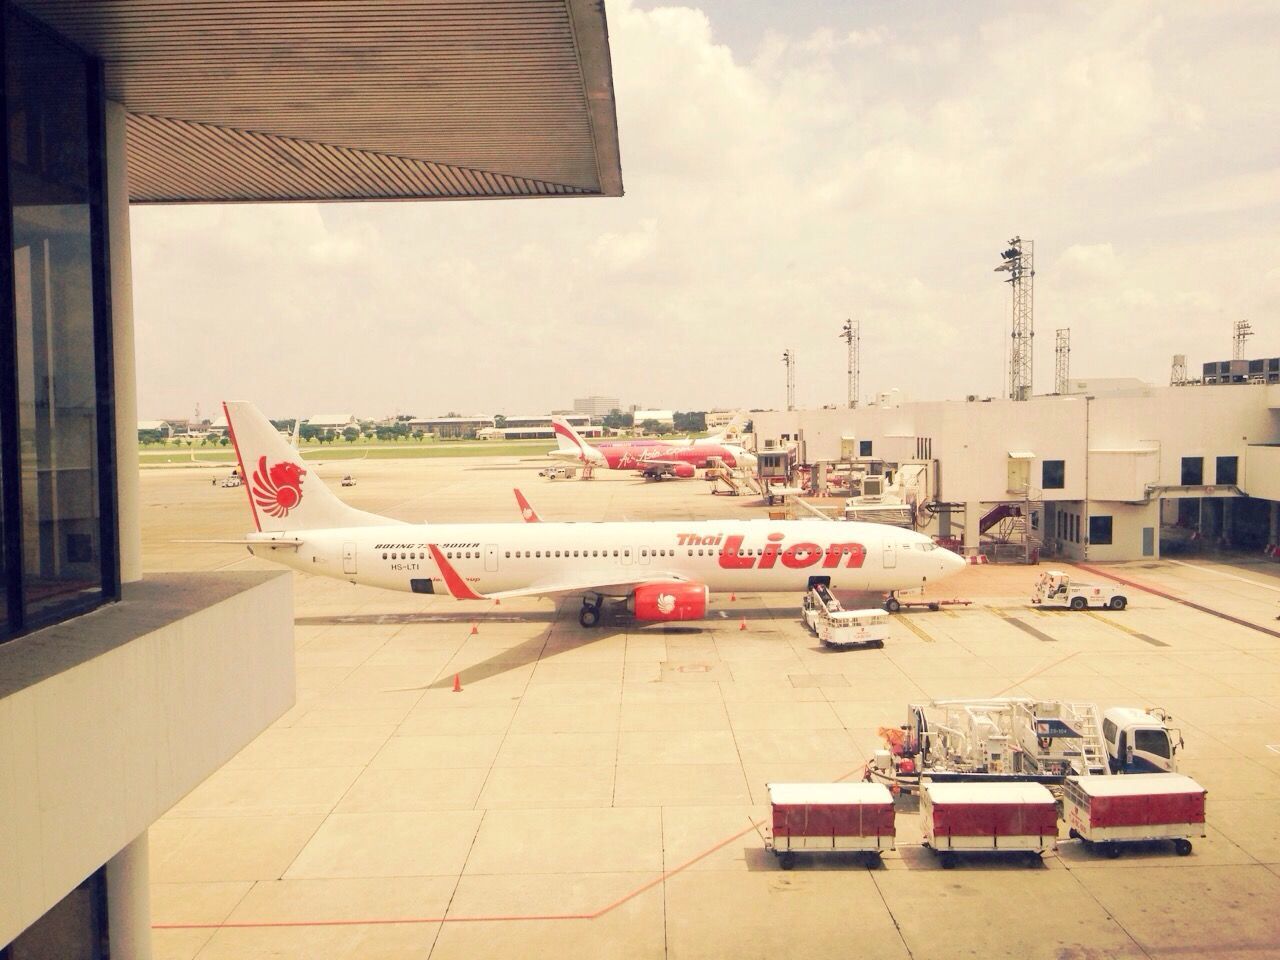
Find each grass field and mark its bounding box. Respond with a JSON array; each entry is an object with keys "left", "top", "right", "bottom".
[{"left": 138, "top": 439, "right": 557, "bottom": 466}]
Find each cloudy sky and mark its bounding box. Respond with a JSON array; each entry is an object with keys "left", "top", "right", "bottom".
[{"left": 132, "top": 0, "right": 1280, "bottom": 420}]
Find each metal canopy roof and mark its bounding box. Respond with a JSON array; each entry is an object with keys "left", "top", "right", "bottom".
[{"left": 17, "top": 0, "right": 623, "bottom": 203}]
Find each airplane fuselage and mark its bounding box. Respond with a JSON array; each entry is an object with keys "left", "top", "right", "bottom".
[{"left": 248, "top": 518, "right": 961, "bottom": 598}]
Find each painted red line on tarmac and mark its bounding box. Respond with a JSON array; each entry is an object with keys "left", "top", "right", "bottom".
[
  {"left": 152, "top": 819, "right": 767, "bottom": 931},
  {"left": 588, "top": 821, "right": 764, "bottom": 918},
  {"left": 1074, "top": 562, "right": 1280, "bottom": 641}
]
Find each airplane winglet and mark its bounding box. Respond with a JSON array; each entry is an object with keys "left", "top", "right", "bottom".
[
  {"left": 513, "top": 488, "right": 541, "bottom": 523},
  {"left": 427, "top": 544, "right": 487, "bottom": 600}
]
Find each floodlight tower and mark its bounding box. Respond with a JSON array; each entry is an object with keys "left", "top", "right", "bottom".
[
  {"left": 840, "top": 319, "right": 860, "bottom": 409},
  {"left": 994, "top": 236, "right": 1035, "bottom": 401},
  {"left": 1170, "top": 354, "right": 1187, "bottom": 386},
  {"left": 782, "top": 349, "right": 796, "bottom": 411},
  {"left": 1233, "top": 320, "right": 1253, "bottom": 360},
  {"left": 1054, "top": 328, "right": 1070, "bottom": 394}
]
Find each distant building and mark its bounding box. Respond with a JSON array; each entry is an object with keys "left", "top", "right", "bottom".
[
  {"left": 633, "top": 409, "right": 675, "bottom": 428},
  {"left": 305, "top": 413, "right": 358, "bottom": 431},
  {"left": 1201, "top": 358, "right": 1280, "bottom": 385},
  {"left": 573, "top": 395, "right": 620, "bottom": 417},
  {"left": 705, "top": 410, "right": 742, "bottom": 431},
  {"left": 136, "top": 419, "right": 171, "bottom": 438},
  {"left": 407, "top": 416, "right": 494, "bottom": 439},
  {"left": 483, "top": 414, "right": 599, "bottom": 440}
]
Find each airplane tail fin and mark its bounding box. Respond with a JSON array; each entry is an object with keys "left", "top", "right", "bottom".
[
  {"left": 551, "top": 417, "right": 605, "bottom": 464},
  {"left": 223, "top": 401, "right": 387, "bottom": 532},
  {"left": 513, "top": 488, "right": 541, "bottom": 522}
]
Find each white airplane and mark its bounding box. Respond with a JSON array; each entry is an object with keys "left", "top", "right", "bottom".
[{"left": 222, "top": 401, "right": 965, "bottom": 627}]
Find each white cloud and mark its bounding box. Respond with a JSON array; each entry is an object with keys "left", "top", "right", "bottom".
[{"left": 132, "top": 0, "right": 1280, "bottom": 418}]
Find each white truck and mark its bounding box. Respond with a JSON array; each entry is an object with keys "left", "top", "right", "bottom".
[
  {"left": 1032, "top": 570, "right": 1127, "bottom": 611},
  {"left": 869, "top": 697, "right": 1181, "bottom": 792},
  {"left": 801, "top": 583, "right": 888, "bottom": 650}
]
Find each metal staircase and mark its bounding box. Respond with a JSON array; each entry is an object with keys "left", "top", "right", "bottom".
[{"left": 1067, "top": 700, "right": 1112, "bottom": 776}]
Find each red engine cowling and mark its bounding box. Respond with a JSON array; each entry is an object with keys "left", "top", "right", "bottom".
[
  {"left": 670, "top": 463, "right": 696, "bottom": 479},
  {"left": 628, "top": 581, "right": 709, "bottom": 622}
]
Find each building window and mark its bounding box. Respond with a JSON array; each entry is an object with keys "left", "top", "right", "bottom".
[
  {"left": 859, "top": 440, "right": 873, "bottom": 457},
  {"left": 1089, "top": 516, "right": 1113, "bottom": 545},
  {"left": 0, "top": 9, "right": 117, "bottom": 643},
  {"left": 1181, "top": 456, "right": 1203, "bottom": 485},
  {"left": 1042, "top": 460, "right": 1065, "bottom": 489},
  {"left": 1216, "top": 456, "right": 1238, "bottom": 485}
]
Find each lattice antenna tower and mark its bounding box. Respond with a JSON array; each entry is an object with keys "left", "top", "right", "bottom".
[
  {"left": 1170, "top": 354, "right": 1187, "bottom": 386},
  {"left": 782, "top": 349, "right": 796, "bottom": 411},
  {"left": 995, "top": 236, "right": 1035, "bottom": 400},
  {"left": 1233, "top": 320, "right": 1253, "bottom": 360},
  {"left": 1054, "top": 329, "right": 1070, "bottom": 394},
  {"left": 840, "top": 319, "right": 860, "bottom": 409}
]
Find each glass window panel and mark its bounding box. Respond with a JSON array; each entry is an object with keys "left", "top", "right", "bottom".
[
  {"left": 6, "top": 11, "right": 104, "bottom": 624},
  {"left": 1215, "top": 456, "right": 1238, "bottom": 485},
  {"left": 1180, "top": 456, "right": 1203, "bottom": 486}
]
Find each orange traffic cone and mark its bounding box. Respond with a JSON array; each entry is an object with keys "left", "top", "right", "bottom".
[
  {"left": 452, "top": 674, "right": 462, "bottom": 693},
  {"left": 470, "top": 623, "right": 478, "bottom": 635},
  {"left": 494, "top": 598, "right": 501, "bottom": 606},
  {"left": 739, "top": 617, "right": 747, "bottom": 631},
  {"left": 730, "top": 592, "right": 737, "bottom": 601}
]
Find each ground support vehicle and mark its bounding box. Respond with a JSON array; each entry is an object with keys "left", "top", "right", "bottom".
[
  {"left": 868, "top": 698, "right": 1181, "bottom": 794},
  {"left": 921, "top": 781, "right": 1057, "bottom": 867},
  {"left": 765, "top": 782, "right": 895, "bottom": 869},
  {"left": 218, "top": 474, "right": 242, "bottom": 488},
  {"left": 1032, "top": 570, "right": 1127, "bottom": 610},
  {"left": 341, "top": 475, "right": 357, "bottom": 487},
  {"left": 802, "top": 583, "right": 888, "bottom": 650},
  {"left": 537, "top": 464, "right": 578, "bottom": 480},
  {"left": 1063, "top": 773, "right": 1205, "bottom": 857}
]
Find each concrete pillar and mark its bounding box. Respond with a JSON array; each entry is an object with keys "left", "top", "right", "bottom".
[
  {"left": 106, "top": 101, "right": 141, "bottom": 584},
  {"left": 105, "top": 832, "right": 152, "bottom": 960},
  {"left": 963, "top": 501, "right": 981, "bottom": 553}
]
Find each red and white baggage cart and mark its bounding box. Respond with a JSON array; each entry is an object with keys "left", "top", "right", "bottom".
[
  {"left": 766, "top": 782, "right": 896, "bottom": 869},
  {"left": 921, "top": 781, "right": 1057, "bottom": 867},
  {"left": 1063, "top": 772, "right": 1206, "bottom": 857}
]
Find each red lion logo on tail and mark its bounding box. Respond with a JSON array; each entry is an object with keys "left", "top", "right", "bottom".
[{"left": 252, "top": 456, "right": 306, "bottom": 518}]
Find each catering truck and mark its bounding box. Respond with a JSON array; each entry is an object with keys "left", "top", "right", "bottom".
[{"left": 869, "top": 698, "right": 1181, "bottom": 792}]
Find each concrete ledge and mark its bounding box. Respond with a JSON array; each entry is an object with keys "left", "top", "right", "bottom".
[{"left": 0, "top": 571, "right": 295, "bottom": 946}]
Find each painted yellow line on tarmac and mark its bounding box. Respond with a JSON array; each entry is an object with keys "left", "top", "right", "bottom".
[
  {"left": 896, "top": 615, "right": 935, "bottom": 643},
  {"left": 1085, "top": 610, "right": 1169, "bottom": 647}
]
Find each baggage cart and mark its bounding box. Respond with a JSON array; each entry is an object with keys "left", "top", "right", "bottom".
[
  {"left": 766, "top": 782, "right": 896, "bottom": 869},
  {"left": 1063, "top": 772, "right": 1206, "bottom": 857},
  {"left": 921, "top": 781, "right": 1057, "bottom": 867}
]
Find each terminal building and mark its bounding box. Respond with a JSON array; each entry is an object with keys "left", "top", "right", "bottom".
[
  {"left": 753, "top": 383, "right": 1280, "bottom": 563},
  {"left": 0, "top": 2, "right": 621, "bottom": 956},
  {"left": 481, "top": 414, "right": 599, "bottom": 440}
]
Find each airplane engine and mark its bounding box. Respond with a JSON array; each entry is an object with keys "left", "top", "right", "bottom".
[
  {"left": 628, "top": 581, "right": 709, "bottom": 622},
  {"left": 670, "top": 463, "right": 696, "bottom": 479}
]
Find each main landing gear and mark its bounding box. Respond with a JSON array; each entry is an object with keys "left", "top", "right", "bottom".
[{"left": 579, "top": 594, "right": 604, "bottom": 628}]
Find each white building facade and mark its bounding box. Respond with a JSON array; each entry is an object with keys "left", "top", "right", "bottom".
[
  {"left": 0, "top": 2, "right": 622, "bottom": 956},
  {"left": 753, "top": 384, "right": 1280, "bottom": 562}
]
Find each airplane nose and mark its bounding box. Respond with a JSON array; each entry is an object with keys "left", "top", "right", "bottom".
[{"left": 945, "top": 549, "right": 966, "bottom": 573}]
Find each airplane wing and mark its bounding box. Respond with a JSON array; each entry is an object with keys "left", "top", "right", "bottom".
[
  {"left": 427, "top": 544, "right": 685, "bottom": 601},
  {"left": 173, "top": 537, "right": 305, "bottom": 549}
]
